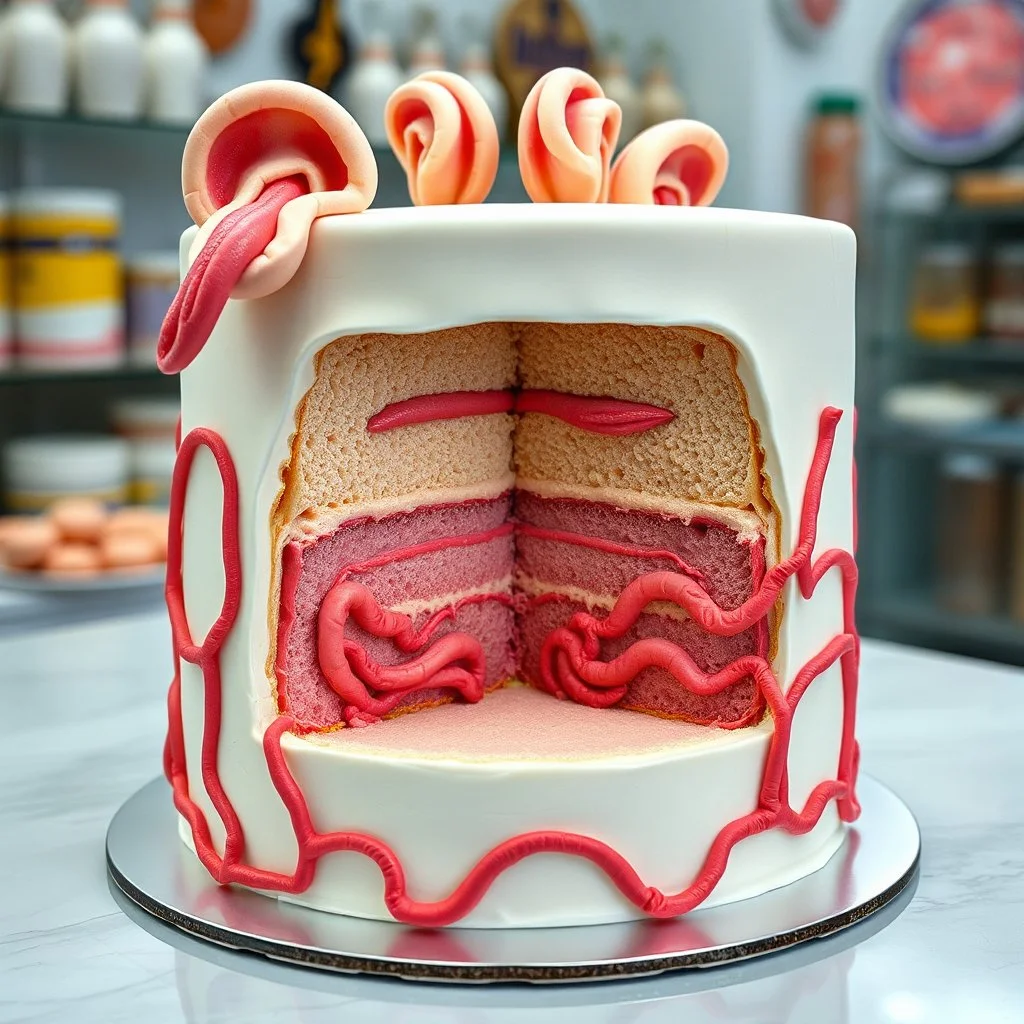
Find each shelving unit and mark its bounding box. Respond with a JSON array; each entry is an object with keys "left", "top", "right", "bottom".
[
  {"left": 858, "top": 204, "right": 1024, "bottom": 663},
  {"left": 0, "top": 110, "right": 529, "bottom": 511}
]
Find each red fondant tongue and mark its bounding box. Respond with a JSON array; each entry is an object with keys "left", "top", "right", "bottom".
[{"left": 157, "top": 175, "right": 307, "bottom": 374}]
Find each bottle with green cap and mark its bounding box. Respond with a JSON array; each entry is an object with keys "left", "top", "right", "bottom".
[{"left": 806, "top": 91, "right": 861, "bottom": 230}]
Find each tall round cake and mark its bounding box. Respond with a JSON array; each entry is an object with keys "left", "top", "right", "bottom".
[{"left": 160, "top": 72, "right": 859, "bottom": 929}]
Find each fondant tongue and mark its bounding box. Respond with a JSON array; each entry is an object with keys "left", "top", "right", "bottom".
[{"left": 157, "top": 176, "right": 306, "bottom": 374}]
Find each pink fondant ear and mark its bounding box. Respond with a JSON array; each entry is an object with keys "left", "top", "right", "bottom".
[
  {"left": 609, "top": 121, "right": 728, "bottom": 206},
  {"left": 518, "top": 68, "right": 622, "bottom": 204},
  {"left": 158, "top": 81, "right": 377, "bottom": 375},
  {"left": 182, "top": 80, "right": 377, "bottom": 300},
  {"left": 385, "top": 71, "right": 499, "bottom": 206}
]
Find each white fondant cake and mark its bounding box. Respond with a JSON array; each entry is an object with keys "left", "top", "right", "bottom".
[{"left": 168, "top": 201, "right": 858, "bottom": 928}]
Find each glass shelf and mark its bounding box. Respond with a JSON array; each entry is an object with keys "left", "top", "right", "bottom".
[
  {"left": 0, "top": 108, "right": 193, "bottom": 139},
  {"left": 882, "top": 203, "right": 1024, "bottom": 224},
  {"left": 867, "top": 421, "right": 1024, "bottom": 459},
  {"left": 0, "top": 363, "right": 168, "bottom": 387},
  {"left": 879, "top": 336, "right": 1024, "bottom": 364}
]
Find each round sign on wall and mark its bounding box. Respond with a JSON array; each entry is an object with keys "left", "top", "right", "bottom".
[
  {"left": 774, "top": 0, "right": 844, "bottom": 47},
  {"left": 878, "top": 0, "right": 1024, "bottom": 164}
]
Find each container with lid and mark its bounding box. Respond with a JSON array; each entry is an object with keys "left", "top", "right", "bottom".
[
  {"left": 3, "top": 435, "right": 130, "bottom": 512},
  {"left": 110, "top": 396, "right": 180, "bottom": 442},
  {"left": 1010, "top": 470, "right": 1024, "bottom": 624},
  {"left": 12, "top": 189, "right": 124, "bottom": 369},
  {"left": 805, "top": 93, "right": 861, "bottom": 231},
  {"left": 882, "top": 382, "right": 1000, "bottom": 430},
  {"left": 130, "top": 439, "right": 175, "bottom": 506},
  {"left": 986, "top": 244, "right": 1024, "bottom": 341},
  {"left": 2, "top": 0, "right": 70, "bottom": 115},
  {"left": 144, "top": 0, "right": 208, "bottom": 126},
  {"left": 72, "top": 0, "right": 145, "bottom": 121},
  {"left": 125, "top": 252, "right": 179, "bottom": 365},
  {"left": 0, "top": 194, "right": 11, "bottom": 369},
  {"left": 909, "top": 243, "right": 980, "bottom": 344},
  {"left": 937, "top": 452, "right": 1003, "bottom": 617}
]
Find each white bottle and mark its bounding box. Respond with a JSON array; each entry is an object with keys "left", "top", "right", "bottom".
[
  {"left": 3, "top": 0, "right": 70, "bottom": 115},
  {"left": 459, "top": 16, "right": 506, "bottom": 141},
  {"left": 144, "top": 0, "right": 207, "bottom": 125},
  {"left": 597, "top": 35, "right": 640, "bottom": 146},
  {"left": 407, "top": 6, "right": 444, "bottom": 79},
  {"left": 343, "top": 1, "right": 402, "bottom": 147},
  {"left": 72, "top": 0, "right": 144, "bottom": 121}
]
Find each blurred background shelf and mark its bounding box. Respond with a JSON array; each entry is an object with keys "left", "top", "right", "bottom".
[
  {"left": 0, "top": 364, "right": 165, "bottom": 387},
  {"left": 863, "top": 592, "right": 1024, "bottom": 664}
]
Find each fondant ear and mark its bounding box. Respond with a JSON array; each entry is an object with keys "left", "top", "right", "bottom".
[
  {"left": 609, "top": 121, "right": 728, "bottom": 206},
  {"left": 158, "top": 81, "right": 377, "bottom": 375},
  {"left": 182, "top": 80, "right": 377, "bottom": 300},
  {"left": 518, "top": 68, "right": 622, "bottom": 204},
  {"left": 385, "top": 71, "right": 499, "bottom": 206}
]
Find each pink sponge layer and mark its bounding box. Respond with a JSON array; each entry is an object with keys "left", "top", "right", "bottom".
[
  {"left": 276, "top": 491, "right": 771, "bottom": 731},
  {"left": 277, "top": 496, "right": 515, "bottom": 729}
]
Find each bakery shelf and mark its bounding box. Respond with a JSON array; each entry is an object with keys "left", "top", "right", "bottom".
[
  {"left": 865, "top": 421, "right": 1024, "bottom": 460},
  {"left": 861, "top": 591, "right": 1024, "bottom": 665},
  {"left": 883, "top": 204, "right": 1024, "bottom": 225},
  {"left": 892, "top": 337, "right": 1024, "bottom": 365},
  {"left": 0, "top": 109, "right": 192, "bottom": 139},
  {"left": 0, "top": 364, "right": 165, "bottom": 387}
]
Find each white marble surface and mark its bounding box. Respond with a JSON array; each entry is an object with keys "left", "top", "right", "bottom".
[{"left": 0, "top": 610, "right": 1022, "bottom": 1023}]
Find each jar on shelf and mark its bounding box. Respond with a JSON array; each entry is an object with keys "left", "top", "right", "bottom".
[
  {"left": 72, "top": 0, "right": 145, "bottom": 121},
  {"left": 12, "top": 189, "right": 124, "bottom": 370},
  {"left": 0, "top": 194, "right": 11, "bottom": 370},
  {"left": 909, "top": 243, "right": 980, "bottom": 344},
  {"left": 2, "top": 0, "right": 70, "bottom": 115},
  {"left": 1010, "top": 470, "right": 1024, "bottom": 623},
  {"left": 937, "top": 452, "right": 1003, "bottom": 617},
  {"left": 986, "top": 244, "right": 1024, "bottom": 341},
  {"left": 3, "top": 435, "right": 130, "bottom": 512},
  {"left": 125, "top": 251, "right": 179, "bottom": 365},
  {"left": 144, "top": 0, "right": 208, "bottom": 126},
  {"left": 805, "top": 93, "right": 861, "bottom": 231}
]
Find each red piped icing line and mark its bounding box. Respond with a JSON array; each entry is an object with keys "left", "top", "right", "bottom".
[
  {"left": 368, "top": 389, "right": 675, "bottom": 436},
  {"left": 165, "top": 408, "right": 859, "bottom": 926},
  {"left": 316, "top": 523, "right": 514, "bottom": 726}
]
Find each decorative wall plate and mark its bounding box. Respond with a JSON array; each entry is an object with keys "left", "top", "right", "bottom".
[{"left": 877, "top": 0, "right": 1024, "bottom": 164}]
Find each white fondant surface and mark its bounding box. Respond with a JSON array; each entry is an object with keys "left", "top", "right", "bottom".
[{"left": 176, "top": 203, "right": 856, "bottom": 927}]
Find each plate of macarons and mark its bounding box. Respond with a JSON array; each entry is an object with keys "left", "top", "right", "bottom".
[{"left": 0, "top": 498, "right": 168, "bottom": 593}]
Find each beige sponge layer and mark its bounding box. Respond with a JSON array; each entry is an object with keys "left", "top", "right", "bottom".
[
  {"left": 515, "top": 323, "right": 771, "bottom": 518},
  {"left": 274, "top": 324, "right": 517, "bottom": 529}
]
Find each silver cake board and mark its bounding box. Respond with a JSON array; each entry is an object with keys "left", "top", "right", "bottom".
[{"left": 106, "top": 774, "right": 919, "bottom": 985}]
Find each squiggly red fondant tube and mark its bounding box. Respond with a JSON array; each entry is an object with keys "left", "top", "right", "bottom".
[
  {"left": 609, "top": 120, "right": 729, "bottom": 206},
  {"left": 519, "top": 68, "right": 622, "bottom": 203},
  {"left": 385, "top": 71, "right": 500, "bottom": 206},
  {"left": 166, "top": 408, "right": 859, "bottom": 926},
  {"left": 158, "top": 82, "right": 377, "bottom": 374}
]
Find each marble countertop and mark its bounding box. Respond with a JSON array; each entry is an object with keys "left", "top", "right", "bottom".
[{"left": 1, "top": 610, "right": 1022, "bottom": 1023}]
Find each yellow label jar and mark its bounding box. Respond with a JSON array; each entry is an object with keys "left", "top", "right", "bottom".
[
  {"left": 12, "top": 189, "right": 124, "bottom": 369},
  {"left": 0, "top": 194, "right": 11, "bottom": 368}
]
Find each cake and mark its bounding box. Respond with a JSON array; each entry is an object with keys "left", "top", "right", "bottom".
[{"left": 159, "top": 71, "right": 859, "bottom": 929}]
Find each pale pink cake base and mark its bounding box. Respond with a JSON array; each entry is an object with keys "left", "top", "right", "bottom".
[{"left": 316, "top": 685, "right": 762, "bottom": 759}]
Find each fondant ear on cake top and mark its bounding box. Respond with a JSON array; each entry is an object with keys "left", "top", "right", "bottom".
[
  {"left": 385, "top": 71, "right": 500, "bottom": 206},
  {"left": 518, "top": 67, "right": 622, "bottom": 203},
  {"left": 609, "top": 120, "right": 729, "bottom": 206},
  {"left": 158, "top": 80, "right": 377, "bottom": 374}
]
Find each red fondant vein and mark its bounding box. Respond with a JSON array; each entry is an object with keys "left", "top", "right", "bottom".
[
  {"left": 165, "top": 409, "right": 859, "bottom": 926},
  {"left": 367, "top": 388, "right": 675, "bottom": 436}
]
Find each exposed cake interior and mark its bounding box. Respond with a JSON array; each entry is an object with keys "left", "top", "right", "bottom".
[{"left": 271, "top": 323, "right": 778, "bottom": 731}]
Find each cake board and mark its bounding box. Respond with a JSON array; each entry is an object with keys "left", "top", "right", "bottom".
[{"left": 106, "top": 774, "right": 920, "bottom": 984}]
